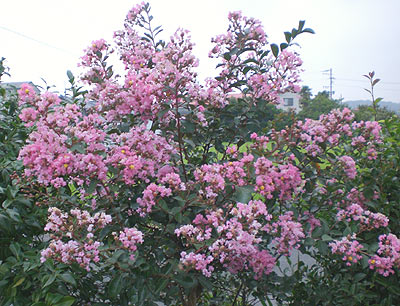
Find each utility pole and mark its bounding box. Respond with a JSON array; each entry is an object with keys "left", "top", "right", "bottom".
[{"left": 322, "top": 68, "right": 335, "bottom": 99}]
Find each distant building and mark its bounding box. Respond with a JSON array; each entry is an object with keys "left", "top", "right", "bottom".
[
  {"left": 229, "top": 92, "right": 302, "bottom": 113},
  {"left": 277, "top": 92, "right": 301, "bottom": 113}
]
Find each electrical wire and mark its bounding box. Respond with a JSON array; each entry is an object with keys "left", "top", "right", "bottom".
[{"left": 0, "top": 25, "right": 78, "bottom": 57}]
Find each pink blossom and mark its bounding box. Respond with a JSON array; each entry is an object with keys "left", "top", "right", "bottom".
[
  {"left": 115, "top": 227, "right": 144, "bottom": 260},
  {"left": 329, "top": 234, "right": 363, "bottom": 266},
  {"left": 338, "top": 156, "right": 357, "bottom": 179}
]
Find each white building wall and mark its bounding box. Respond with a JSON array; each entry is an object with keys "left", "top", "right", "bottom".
[{"left": 277, "top": 92, "right": 301, "bottom": 113}]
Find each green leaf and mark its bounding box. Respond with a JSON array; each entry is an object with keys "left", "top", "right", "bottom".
[
  {"left": 321, "top": 234, "right": 333, "bottom": 241},
  {"left": 0, "top": 214, "right": 11, "bottom": 231},
  {"left": 259, "top": 50, "right": 270, "bottom": 60},
  {"left": 270, "top": 44, "right": 279, "bottom": 58},
  {"left": 108, "top": 249, "right": 125, "bottom": 264},
  {"left": 170, "top": 206, "right": 181, "bottom": 216},
  {"left": 67, "top": 70, "right": 74, "bottom": 82},
  {"left": 2, "top": 199, "right": 12, "bottom": 209},
  {"left": 302, "top": 28, "right": 315, "bottom": 34},
  {"left": 5, "top": 185, "right": 18, "bottom": 199},
  {"left": 280, "top": 43, "right": 288, "bottom": 51},
  {"left": 14, "top": 197, "right": 32, "bottom": 207},
  {"left": 316, "top": 240, "right": 329, "bottom": 255},
  {"left": 243, "top": 66, "right": 254, "bottom": 75},
  {"left": 59, "top": 273, "right": 77, "bottom": 287},
  {"left": 229, "top": 47, "right": 239, "bottom": 56},
  {"left": 46, "top": 292, "right": 64, "bottom": 304},
  {"left": 312, "top": 227, "right": 323, "bottom": 238},
  {"left": 284, "top": 31, "right": 292, "bottom": 43},
  {"left": 10, "top": 242, "right": 21, "bottom": 259},
  {"left": 55, "top": 296, "right": 76, "bottom": 306},
  {"left": 155, "top": 278, "right": 169, "bottom": 294},
  {"left": 304, "top": 237, "right": 314, "bottom": 246},
  {"left": 372, "top": 78, "right": 381, "bottom": 86},
  {"left": 361, "top": 255, "right": 369, "bottom": 269},
  {"left": 175, "top": 274, "right": 197, "bottom": 289},
  {"left": 12, "top": 277, "right": 25, "bottom": 288},
  {"left": 298, "top": 20, "right": 305, "bottom": 31},
  {"left": 198, "top": 276, "right": 213, "bottom": 290},
  {"left": 70, "top": 142, "right": 86, "bottom": 154},
  {"left": 86, "top": 179, "right": 99, "bottom": 194},
  {"left": 108, "top": 274, "right": 124, "bottom": 298},
  {"left": 388, "top": 285, "right": 400, "bottom": 296},
  {"left": 43, "top": 273, "right": 57, "bottom": 288},
  {"left": 242, "top": 58, "right": 259, "bottom": 65},
  {"left": 353, "top": 273, "right": 366, "bottom": 282},
  {"left": 234, "top": 185, "right": 253, "bottom": 203},
  {"left": 6, "top": 208, "right": 22, "bottom": 222},
  {"left": 223, "top": 52, "right": 231, "bottom": 61}
]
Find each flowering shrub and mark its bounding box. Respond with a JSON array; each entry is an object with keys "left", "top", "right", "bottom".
[{"left": 2, "top": 3, "right": 400, "bottom": 306}]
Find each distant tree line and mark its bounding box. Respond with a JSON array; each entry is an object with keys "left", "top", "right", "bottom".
[{"left": 266, "top": 86, "right": 397, "bottom": 131}]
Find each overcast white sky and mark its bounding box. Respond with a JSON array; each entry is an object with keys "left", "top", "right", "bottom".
[{"left": 1, "top": 0, "right": 400, "bottom": 102}]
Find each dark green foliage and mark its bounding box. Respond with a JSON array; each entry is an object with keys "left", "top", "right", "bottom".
[
  {"left": 353, "top": 104, "right": 396, "bottom": 122},
  {"left": 297, "top": 91, "right": 343, "bottom": 120},
  {"left": 0, "top": 65, "right": 77, "bottom": 306}
]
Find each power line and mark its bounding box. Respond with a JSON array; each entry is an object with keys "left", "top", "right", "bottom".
[
  {"left": 304, "top": 70, "right": 400, "bottom": 85},
  {"left": 335, "top": 77, "right": 400, "bottom": 85},
  {"left": 0, "top": 25, "right": 78, "bottom": 57}
]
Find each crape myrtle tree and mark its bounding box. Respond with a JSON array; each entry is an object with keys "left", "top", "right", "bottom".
[{"left": 4, "top": 2, "right": 400, "bottom": 305}]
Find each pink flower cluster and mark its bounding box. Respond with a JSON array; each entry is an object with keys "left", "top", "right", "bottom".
[
  {"left": 209, "top": 11, "right": 302, "bottom": 104},
  {"left": 195, "top": 164, "right": 226, "bottom": 199},
  {"left": 369, "top": 234, "right": 400, "bottom": 276},
  {"left": 44, "top": 207, "right": 111, "bottom": 234},
  {"left": 303, "top": 211, "right": 321, "bottom": 233},
  {"left": 41, "top": 207, "right": 112, "bottom": 271},
  {"left": 194, "top": 153, "right": 301, "bottom": 204},
  {"left": 250, "top": 133, "right": 271, "bottom": 151},
  {"left": 294, "top": 108, "right": 354, "bottom": 156},
  {"left": 194, "top": 154, "right": 254, "bottom": 200},
  {"left": 248, "top": 50, "right": 302, "bottom": 103},
  {"left": 265, "top": 211, "right": 305, "bottom": 254},
  {"left": 18, "top": 85, "right": 61, "bottom": 127},
  {"left": 175, "top": 200, "right": 281, "bottom": 279},
  {"left": 17, "top": 93, "right": 110, "bottom": 188},
  {"left": 136, "top": 183, "right": 172, "bottom": 216},
  {"left": 113, "top": 227, "right": 144, "bottom": 260},
  {"left": 17, "top": 83, "right": 37, "bottom": 104},
  {"left": 106, "top": 125, "right": 177, "bottom": 186},
  {"left": 83, "top": 7, "right": 212, "bottom": 124},
  {"left": 329, "top": 234, "right": 364, "bottom": 266},
  {"left": 180, "top": 252, "right": 215, "bottom": 277},
  {"left": 254, "top": 157, "right": 303, "bottom": 200},
  {"left": 18, "top": 85, "right": 178, "bottom": 190},
  {"left": 338, "top": 156, "right": 357, "bottom": 179},
  {"left": 40, "top": 240, "right": 101, "bottom": 272},
  {"left": 342, "top": 187, "right": 379, "bottom": 208},
  {"left": 80, "top": 38, "right": 113, "bottom": 84},
  {"left": 337, "top": 204, "right": 389, "bottom": 231}
]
